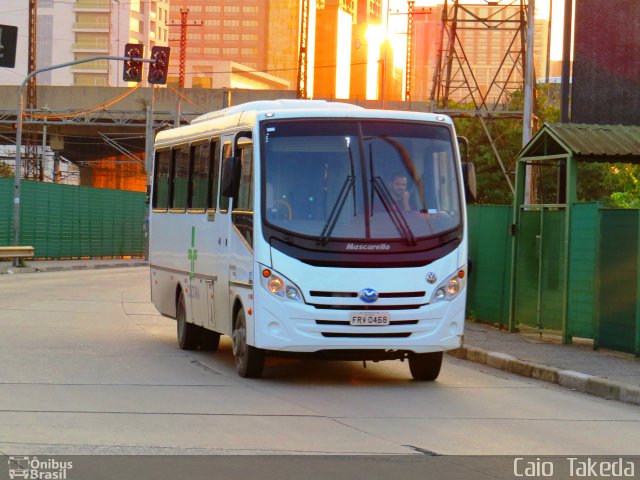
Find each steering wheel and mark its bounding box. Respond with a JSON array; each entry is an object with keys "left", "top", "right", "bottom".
[{"left": 270, "top": 199, "right": 293, "bottom": 220}]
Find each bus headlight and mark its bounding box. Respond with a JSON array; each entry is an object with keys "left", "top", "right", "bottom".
[
  {"left": 430, "top": 269, "right": 466, "bottom": 304},
  {"left": 260, "top": 266, "right": 304, "bottom": 303}
]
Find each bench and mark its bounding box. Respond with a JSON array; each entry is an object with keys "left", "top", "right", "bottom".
[{"left": 0, "top": 246, "right": 35, "bottom": 259}]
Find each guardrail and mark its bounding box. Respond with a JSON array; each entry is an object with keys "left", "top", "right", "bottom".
[{"left": 0, "top": 246, "right": 35, "bottom": 259}]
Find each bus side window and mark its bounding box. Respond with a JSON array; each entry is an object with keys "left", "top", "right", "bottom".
[
  {"left": 190, "top": 142, "right": 209, "bottom": 210},
  {"left": 209, "top": 138, "right": 220, "bottom": 210},
  {"left": 152, "top": 149, "right": 171, "bottom": 210},
  {"left": 233, "top": 146, "right": 253, "bottom": 213},
  {"left": 218, "top": 143, "right": 232, "bottom": 212},
  {"left": 172, "top": 145, "right": 190, "bottom": 210}
]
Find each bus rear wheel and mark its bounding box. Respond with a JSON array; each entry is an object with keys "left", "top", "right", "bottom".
[
  {"left": 176, "top": 290, "right": 199, "bottom": 350},
  {"left": 232, "top": 308, "right": 265, "bottom": 378},
  {"left": 408, "top": 351, "right": 443, "bottom": 381}
]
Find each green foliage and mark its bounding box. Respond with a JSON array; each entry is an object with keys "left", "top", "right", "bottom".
[
  {"left": 452, "top": 87, "right": 560, "bottom": 205},
  {"left": 0, "top": 162, "right": 13, "bottom": 178},
  {"left": 451, "top": 86, "right": 640, "bottom": 209}
]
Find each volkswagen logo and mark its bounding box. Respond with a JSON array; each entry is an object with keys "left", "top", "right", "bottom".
[
  {"left": 426, "top": 272, "right": 438, "bottom": 284},
  {"left": 359, "top": 288, "right": 379, "bottom": 303}
]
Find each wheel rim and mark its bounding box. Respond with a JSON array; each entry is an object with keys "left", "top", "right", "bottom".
[
  {"left": 232, "top": 316, "right": 247, "bottom": 369},
  {"left": 177, "top": 300, "right": 185, "bottom": 340}
]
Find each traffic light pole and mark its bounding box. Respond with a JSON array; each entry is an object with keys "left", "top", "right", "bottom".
[{"left": 12, "top": 55, "right": 158, "bottom": 266}]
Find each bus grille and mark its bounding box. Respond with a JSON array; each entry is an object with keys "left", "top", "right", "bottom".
[
  {"left": 310, "top": 290, "right": 425, "bottom": 298},
  {"left": 321, "top": 332, "right": 412, "bottom": 338}
]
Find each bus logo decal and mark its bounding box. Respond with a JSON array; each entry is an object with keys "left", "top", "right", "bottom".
[
  {"left": 426, "top": 272, "right": 438, "bottom": 284},
  {"left": 359, "top": 288, "right": 378, "bottom": 303},
  {"left": 188, "top": 226, "right": 198, "bottom": 280}
]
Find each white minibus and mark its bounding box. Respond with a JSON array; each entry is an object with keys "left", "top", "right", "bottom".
[{"left": 150, "top": 99, "right": 472, "bottom": 380}]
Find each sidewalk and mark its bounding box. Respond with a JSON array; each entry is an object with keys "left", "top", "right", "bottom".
[
  {"left": 1, "top": 258, "right": 639, "bottom": 406},
  {"left": 451, "top": 322, "right": 640, "bottom": 406},
  {"left": 0, "top": 258, "right": 148, "bottom": 274}
]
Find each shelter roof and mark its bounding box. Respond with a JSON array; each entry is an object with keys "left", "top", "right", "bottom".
[{"left": 519, "top": 123, "right": 640, "bottom": 163}]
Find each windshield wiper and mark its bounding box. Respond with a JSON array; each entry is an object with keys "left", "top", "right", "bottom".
[
  {"left": 371, "top": 176, "right": 417, "bottom": 245},
  {"left": 318, "top": 175, "right": 354, "bottom": 245},
  {"left": 367, "top": 143, "right": 416, "bottom": 245},
  {"left": 318, "top": 143, "right": 358, "bottom": 245}
]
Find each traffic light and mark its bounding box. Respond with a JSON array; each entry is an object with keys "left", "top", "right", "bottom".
[
  {"left": 123, "top": 43, "right": 144, "bottom": 82},
  {"left": 148, "top": 46, "right": 170, "bottom": 85}
]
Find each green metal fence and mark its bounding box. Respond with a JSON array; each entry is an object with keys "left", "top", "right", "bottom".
[
  {"left": 468, "top": 203, "right": 639, "bottom": 356},
  {"left": 598, "top": 209, "right": 640, "bottom": 355},
  {"left": 567, "top": 203, "right": 600, "bottom": 340},
  {"left": 0, "top": 178, "right": 145, "bottom": 258},
  {"left": 513, "top": 207, "right": 569, "bottom": 333},
  {"left": 466, "top": 205, "right": 513, "bottom": 327}
]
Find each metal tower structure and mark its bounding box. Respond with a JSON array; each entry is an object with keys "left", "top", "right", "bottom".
[
  {"left": 167, "top": 8, "right": 202, "bottom": 88},
  {"left": 431, "top": 0, "right": 528, "bottom": 112},
  {"left": 429, "top": 0, "right": 534, "bottom": 196},
  {"left": 404, "top": 1, "right": 415, "bottom": 102},
  {"left": 25, "top": 0, "right": 41, "bottom": 180},
  {"left": 296, "top": 0, "right": 311, "bottom": 99}
]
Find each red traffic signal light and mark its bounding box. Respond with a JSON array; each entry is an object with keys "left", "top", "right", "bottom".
[
  {"left": 148, "top": 46, "right": 170, "bottom": 85},
  {"left": 123, "top": 43, "right": 144, "bottom": 82}
]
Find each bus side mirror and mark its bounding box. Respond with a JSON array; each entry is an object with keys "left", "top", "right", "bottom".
[
  {"left": 221, "top": 156, "right": 241, "bottom": 198},
  {"left": 462, "top": 162, "right": 477, "bottom": 203}
]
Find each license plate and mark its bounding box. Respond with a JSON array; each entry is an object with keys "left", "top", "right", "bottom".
[{"left": 349, "top": 312, "right": 390, "bottom": 326}]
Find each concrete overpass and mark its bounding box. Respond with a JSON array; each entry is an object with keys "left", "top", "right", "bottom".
[{"left": 0, "top": 85, "right": 430, "bottom": 182}]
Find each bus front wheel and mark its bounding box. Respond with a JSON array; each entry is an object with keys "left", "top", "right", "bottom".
[
  {"left": 408, "top": 351, "right": 443, "bottom": 381},
  {"left": 176, "top": 290, "right": 199, "bottom": 350},
  {"left": 232, "top": 308, "right": 265, "bottom": 378}
]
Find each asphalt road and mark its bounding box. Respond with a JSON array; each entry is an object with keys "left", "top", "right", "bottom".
[{"left": 1, "top": 268, "right": 639, "bottom": 458}]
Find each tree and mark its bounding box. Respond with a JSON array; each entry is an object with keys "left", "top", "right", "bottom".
[{"left": 0, "top": 162, "right": 13, "bottom": 178}]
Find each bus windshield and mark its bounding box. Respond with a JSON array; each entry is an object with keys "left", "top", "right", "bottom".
[{"left": 262, "top": 120, "right": 461, "bottom": 244}]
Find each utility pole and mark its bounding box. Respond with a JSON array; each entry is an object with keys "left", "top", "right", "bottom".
[
  {"left": 523, "top": 0, "right": 535, "bottom": 204},
  {"left": 167, "top": 8, "right": 202, "bottom": 88},
  {"left": 560, "top": 0, "right": 573, "bottom": 123}
]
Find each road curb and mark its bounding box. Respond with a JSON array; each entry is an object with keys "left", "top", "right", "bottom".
[
  {"left": 447, "top": 345, "right": 640, "bottom": 407},
  {"left": 1, "top": 261, "right": 148, "bottom": 274},
  {"left": 33, "top": 261, "right": 149, "bottom": 273}
]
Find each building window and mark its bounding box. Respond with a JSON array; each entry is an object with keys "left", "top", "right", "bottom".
[
  {"left": 242, "top": 34, "right": 258, "bottom": 41},
  {"left": 224, "top": 19, "right": 240, "bottom": 27},
  {"left": 243, "top": 6, "right": 258, "bottom": 13},
  {"left": 223, "top": 33, "right": 239, "bottom": 41},
  {"left": 205, "top": 33, "right": 220, "bottom": 40},
  {"left": 222, "top": 48, "right": 238, "bottom": 55},
  {"left": 204, "top": 47, "right": 220, "bottom": 54},
  {"left": 204, "top": 19, "right": 221, "bottom": 27},
  {"left": 241, "top": 48, "right": 257, "bottom": 56},
  {"left": 224, "top": 6, "right": 241, "bottom": 13},
  {"left": 243, "top": 20, "right": 258, "bottom": 28},
  {"left": 205, "top": 6, "right": 221, "bottom": 13}
]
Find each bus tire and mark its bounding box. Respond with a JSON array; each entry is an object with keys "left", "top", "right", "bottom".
[
  {"left": 176, "top": 290, "right": 199, "bottom": 350},
  {"left": 200, "top": 328, "right": 221, "bottom": 351},
  {"left": 408, "top": 351, "right": 443, "bottom": 381},
  {"left": 232, "top": 308, "right": 265, "bottom": 378}
]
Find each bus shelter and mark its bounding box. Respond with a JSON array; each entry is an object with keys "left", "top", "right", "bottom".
[{"left": 510, "top": 123, "right": 640, "bottom": 356}]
